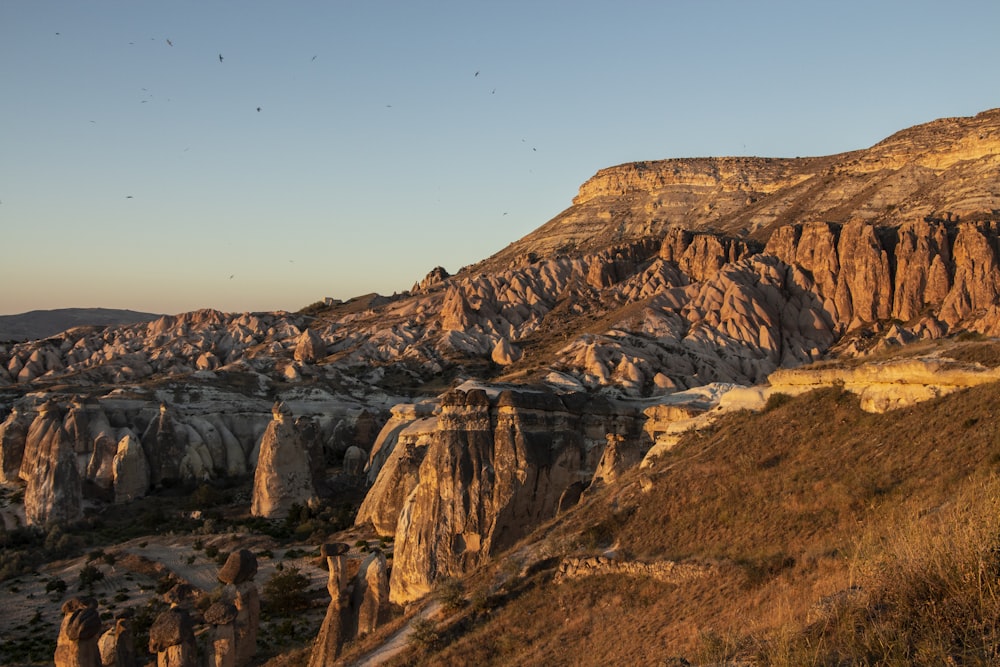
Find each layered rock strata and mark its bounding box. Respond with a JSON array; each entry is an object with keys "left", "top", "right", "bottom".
[{"left": 378, "top": 386, "right": 647, "bottom": 605}]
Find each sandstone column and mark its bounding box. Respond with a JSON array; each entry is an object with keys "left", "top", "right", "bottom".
[
  {"left": 204, "top": 602, "right": 239, "bottom": 667},
  {"left": 148, "top": 605, "right": 197, "bottom": 667},
  {"left": 308, "top": 543, "right": 350, "bottom": 667},
  {"left": 97, "top": 613, "right": 137, "bottom": 667},
  {"left": 218, "top": 549, "right": 259, "bottom": 666},
  {"left": 54, "top": 597, "right": 102, "bottom": 667},
  {"left": 352, "top": 550, "right": 390, "bottom": 637}
]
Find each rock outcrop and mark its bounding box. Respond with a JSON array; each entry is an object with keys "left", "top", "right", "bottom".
[
  {"left": 0, "top": 406, "right": 30, "bottom": 483},
  {"left": 204, "top": 602, "right": 239, "bottom": 667},
  {"left": 97, "top": 615, "right": 137, "bottom": 667},
  {"left": 112, "top": 432, "right": 150, "bottom": 503},
  {"left": 141, "top": 404, "right": 188, "bottom": 487},
  {"left": 309, "top": 543, "right": 350, "bottom": 667},
  {"left": 23, "top": 401, "right": 83, "bottom": 526},
  {"left": 217, "top": 549, "right": 259, "bottom": 666},
  {"left": 384, "top": 386, "right": 645, "bottom": 604},
  {"left": 149, "top": 606, "right": 197, "bottom": 667},
  {"left": 308, "top": 543, "right": 390, "bottom": 666},
  {"left": 54, "top": 597, "right": 102, "bottom": 667},
  {"left": 251, "top": 403, "right": 322, "bottom": 518}
]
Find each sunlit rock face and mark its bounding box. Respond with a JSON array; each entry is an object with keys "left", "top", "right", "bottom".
[
  {"left": 112, "top": 432, "right": 150, "bottom": 503},
  {"left": 384, "top": 386, "right": 646, "bottom": 605},
  {"left": 5, "top": 109, "right": 1000, "bottom": 543},
  {"left": 23, "top": 401, "right": 82, "bottom": 526},
  {"left": 250, "top": 402, "right": 323, "bottom": 519}
]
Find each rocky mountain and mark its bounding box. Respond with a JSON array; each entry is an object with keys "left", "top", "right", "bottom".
[
  {"left": 4, "top": 109, "right": 1000, "bottom": 665},
  {"left": 0, "top": 308, "right": 161, "bottom": 342}
]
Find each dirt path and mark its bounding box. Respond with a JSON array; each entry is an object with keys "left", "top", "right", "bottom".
[{"left": 348, "top": 600, "right": 441, "bottom": 667}]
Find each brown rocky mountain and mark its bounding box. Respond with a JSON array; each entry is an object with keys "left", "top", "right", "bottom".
[
  {"left": 0, "top": 308, "right": 161, "bottom": 342},
  {"left": 4, "top": 109, "right": 1000, "bottom": 665}
]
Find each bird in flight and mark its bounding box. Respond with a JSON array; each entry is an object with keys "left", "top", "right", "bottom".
[
  {"left": 218, "top": 53, "right": 224, "bottom": 62},
  {"left": 229, "top": 274, "right": 234, "bottom": 280},
  {"left": 256, "top": 106, "right": 261, "bottom": 112},
  {"left": 125, "top": 195, "right": 133, "bottom": 199},
  {"left": 166, "top": 38, "right": 172, "bottom": 46},
  {"left": 311, "top": 55, "right": 317, "bottom": 61},
  {"left": 474, "top": 71, "right": 479, "bottom": 77}
]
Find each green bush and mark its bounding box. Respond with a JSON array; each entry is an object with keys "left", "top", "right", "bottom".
[
  {"left": 409, "top": 617, "right": 441, "bottom": 648},
  {"left": 262, "top": 566, "right": 312, "bottom": 616},
  {"left": 78, "top": 563, "right": 104, "bottom": 590}
]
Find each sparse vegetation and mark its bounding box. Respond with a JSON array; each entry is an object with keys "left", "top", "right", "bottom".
[
  {"left": 262, "top": 566, "right": 312, "bottom": 616},
  {"left": 389, "top": 381, "right": 1000, "bottom": 665}
]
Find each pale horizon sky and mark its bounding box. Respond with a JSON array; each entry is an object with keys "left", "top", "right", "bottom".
[{"left": 3, "top": 1, "right": 999, "bottom": 316}]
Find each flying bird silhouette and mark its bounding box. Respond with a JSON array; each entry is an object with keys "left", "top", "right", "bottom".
[
  {"left": 125, "top": 195, "right": 133, "bottom": 199},
  {"left": 218, "top": 53, "right": 224, "bottom": 62},
  {"left": 474, "top": 70, "right": 479, "bottom": 77},
  {"left": 166, "top": 39, "right": 172, "bottom": 46},
  {"left": 256, "top": 106, "right": 261, "bottom": 112},
  {"left": 311, "top": 55, "right": 317, "bottom": 61},
  {"left": 229, "top": 274, "right": 234, "bottom": 280}
]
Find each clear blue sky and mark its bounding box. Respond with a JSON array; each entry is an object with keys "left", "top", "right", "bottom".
[{"left": 2, "top": 1, "right": 999, "bottom": 316}]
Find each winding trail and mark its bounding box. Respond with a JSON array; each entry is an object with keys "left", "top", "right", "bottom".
[{"left": 348, "top": 601, "right": 441, "bottom": 666}]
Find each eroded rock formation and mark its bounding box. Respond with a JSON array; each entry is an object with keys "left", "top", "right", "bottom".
[
  {"left": 54, "top": 597, "right": 102, "bottom": 667},
  {"left": 384, "top": 386, "right": 646, "bottom": 604},
  {"left": 23, "top": 401, "right": 82, "bottom": 526},
  {"left": 251, "top": 402, "right": 322, "bottom": 518}
]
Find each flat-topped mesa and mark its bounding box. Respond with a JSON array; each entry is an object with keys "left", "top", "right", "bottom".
[
  {"left": 481, "top": 110, "right": 1000, "bottom": 270},
  {"left": 571, "top": 156, "right": 822, "bottom": 207},
  {"left": 860, "top": 108, "right": 1000, "bottom": 172}
]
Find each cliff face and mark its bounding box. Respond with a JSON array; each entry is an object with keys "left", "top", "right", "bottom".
[
  {"left": 482, "top": 109, "right": 1000, "bottom": 270},
  {"left": 374, "top": 387, "right": 644, "bottom": 605}
]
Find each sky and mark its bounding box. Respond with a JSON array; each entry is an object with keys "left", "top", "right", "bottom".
[{"left": 2, "top": 1, "right": 1000, "bottom": 316}]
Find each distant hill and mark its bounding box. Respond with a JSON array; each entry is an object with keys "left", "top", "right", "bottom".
[{"left": 0, "top": 308, "right": 162, "bottom": 342}]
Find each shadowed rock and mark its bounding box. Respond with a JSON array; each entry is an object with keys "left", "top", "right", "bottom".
[
  {"left": 217, "top": 549, "right": 258, "bottom": 585},
  {"left": 55, "top": 597, "right": 102, "bottom": 667},
  {"left": 149, "top": 607, "right": 197, "bottom": 666}
]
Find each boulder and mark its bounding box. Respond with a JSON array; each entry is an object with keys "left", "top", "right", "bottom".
[
  {"left": 149, "top": 607, "right": 197, "bottom": 667},
  {"left": 217, "top": 549, "right": 258, "bottom": 586},
  {"left": 293, "top": 328, "right": 326, "bottom": 363}
]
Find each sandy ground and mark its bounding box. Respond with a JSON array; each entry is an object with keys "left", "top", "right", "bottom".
[
  {"left": 0, "top": 530, "right": 339, "bottom": 660},
  {"left": 347, "top": 600, "right": 440, "bottom": 667}
]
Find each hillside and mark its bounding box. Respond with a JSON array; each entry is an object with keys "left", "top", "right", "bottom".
[
  {"left": 0, "top": 308, "right": 161, "bottom": 342},
  {"left": 387, "top": 368, "right": 1000, "bottom": 665}
]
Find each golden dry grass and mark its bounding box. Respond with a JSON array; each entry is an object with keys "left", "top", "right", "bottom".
[{"left": 387, "top": 379, "right": 1000, "bottom": 666}]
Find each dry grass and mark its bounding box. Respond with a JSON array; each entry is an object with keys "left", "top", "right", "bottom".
[{"left": 386, "top": 379, "right": 1000, "bottom": 665}]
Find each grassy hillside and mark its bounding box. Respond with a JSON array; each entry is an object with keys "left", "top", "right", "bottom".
[{"left": 386, "top": 381, "right": 1000, "bottom": 666}]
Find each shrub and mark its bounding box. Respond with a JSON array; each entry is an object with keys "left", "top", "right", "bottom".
[
  {"left": 262, "top": 566, "right": 311, "bottom": 616},
  {"left": 409, "top": 618, "right": 441, "bottom": 647},
  {"left": 763, "top": 392, "right": 793, "bottom": 412},
  {"left": 436, "top": 576, "right": 466, "bottom": 611},
  {"left": 45, "top": 578, "right": 67, "bottom": 598},
  {"left": 77, "top": 564, "right": 104, "bottom": 590}
]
